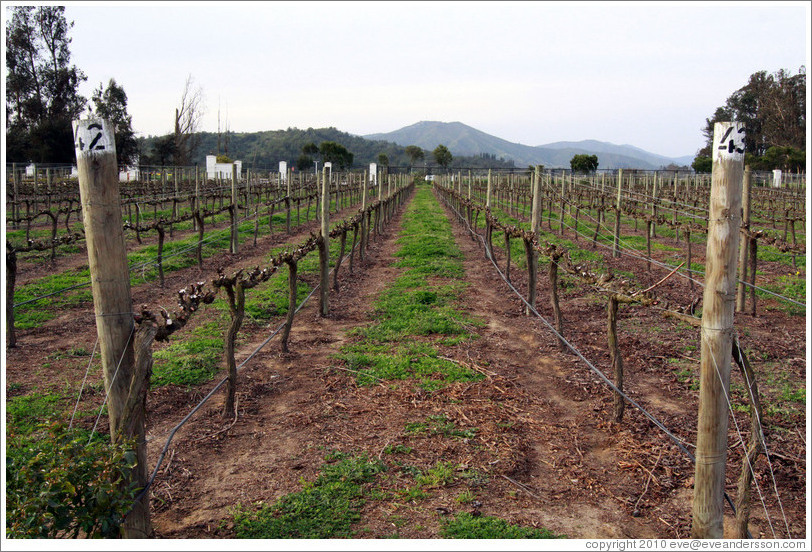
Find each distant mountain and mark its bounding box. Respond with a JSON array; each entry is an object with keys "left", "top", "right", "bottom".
[
  {"left": 365, "top": 121, "right": 693, "bottom": 169},
  {"left": 538, "top": 139, "right": 694, "bottom": 169}
]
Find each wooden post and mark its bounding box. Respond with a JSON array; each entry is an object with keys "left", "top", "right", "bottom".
[
  {"left": 613, "top": 169, "right": 623, "bottom": 258},
  {"left": 559, "top": 172, "right": 566, "bottom": 236},
  {"left": 531, "top": 165, "right": 543, "bottom": 234},
  {"left": 525, "top": 166, "right": 543, "bottom": 316},
  {"left": 360, "top": 170, "right": 368, "bottom": 261},
  {"left": 486, "top": 169, "right": 492, "bottom": 209},
  {"left": 73, "top": 117, "right": 151, "bottom": 538},
  {"left": 650, "top": 171, "right": 658, "bottom": 238},
  {"left": 691, "top": 122, "right": 745, "bottom": 539},
  {"left": 736, "top": 166, "right": 752, "bottom": 312},
  {"left": 319, "top": 166, "right": 330, "bottom": 316},
  {"left": 231, "top": 163, "right": 238, "bottom": 254}
]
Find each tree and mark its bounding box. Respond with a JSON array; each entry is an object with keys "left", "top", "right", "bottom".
[
  {"left": 5, "top": 6, "right": 87, "bottom": 162},
  {"left": 692, "top": 156, "right": 712, "bottom": 173},
  {"left": 433, "top": 144, "right": 452, "bottom": 169},
  {"left": 570, "top": 154, "right": 599, "bottom": 173},
  {"left": 91, "top": 79, "right": 138, "bottom": 167},
  {"left": 151, "top": 135, "right": 176, "bottom": 166},
  {"left": 319, "top": 141, "right": 353, "bottom": 169},
  {"left": 377, "top": 153, "right": 389, "bottom": 167},
  {"left": 296, "top": 154, "right": 314, "bottom": 171},
  {"left": 173, "top": 74, "right": 205, "bottom": 166},
  {"left": 697, "top": 67, "right": 806, "bottom": 162},
  {"left": 405, "top": 145, "right": 424, "bottom": 170}
]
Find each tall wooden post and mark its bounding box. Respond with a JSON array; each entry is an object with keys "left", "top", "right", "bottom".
[
  {"left": 530, "top": 165, "right": 543, "bottom": 232},
  {"left": 194, "top": 164, "right": 199, "bottom": 231},
  {"left": 613, "top": 169, "right": 623, "bottom": 258},
  {"left": 691, "top": 122, "right": 745, "bottom": 539},
  {"left": 486, "top": 169, "right": 492, "bottom": 209},
  {"left": 230, "top": 163, "right": 238, "bottom": 254},
  {"left": 73, "top": 117, "right": 151, "bottom": 538},
  {"left": 736, "top": 166, "right": 752, "bottom": 312},
  {"left": 650, "top": 171, "right": 658, "bottom": 238},
  {"left": 319, "top": 165, "right": 330, "bottom": 316},
  {"left": 525, "top": 166, "right": 543, "bottom": 316}
]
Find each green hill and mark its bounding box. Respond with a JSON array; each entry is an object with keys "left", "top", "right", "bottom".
[{"left": 136, "top": 126, "right": 516, "bottom": 171}]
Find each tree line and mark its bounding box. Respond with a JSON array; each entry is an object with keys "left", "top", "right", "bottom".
[{"left": 692, "top": 67, "right": 806, "bottom": 173}]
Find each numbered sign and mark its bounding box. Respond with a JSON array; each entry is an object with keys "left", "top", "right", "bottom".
[
  {"left": 712, "top": 122, "right": 745, "bottom": 163},
  {"left": 73, "top": 118, "right": 116, "bottom": 158},
  {"left": 279, "top": 161, "right": 287, "bottom": 181}
]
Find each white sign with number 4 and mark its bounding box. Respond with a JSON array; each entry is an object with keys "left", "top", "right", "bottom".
[{"left": 712, "top": 122, "right": 745, "bottom": 163}]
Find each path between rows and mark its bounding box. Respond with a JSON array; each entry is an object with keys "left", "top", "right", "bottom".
[{"left": 148, "top": 186, "right": 669, "bottom": 539}]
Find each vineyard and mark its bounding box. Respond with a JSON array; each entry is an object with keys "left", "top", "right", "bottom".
[{"left": 4, "top": 163, "right": 807, "bottom": 539}]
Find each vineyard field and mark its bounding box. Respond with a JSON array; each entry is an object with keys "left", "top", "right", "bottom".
[{"left": 4, "top": 170, "right": 806, "bottom": 539}]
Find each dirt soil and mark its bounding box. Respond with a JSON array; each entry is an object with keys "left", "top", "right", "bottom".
[{"left": 4, "top": 187, "right": 806, "bottom": 540}]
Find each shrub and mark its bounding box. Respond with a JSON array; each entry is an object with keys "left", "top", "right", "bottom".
[{"left": 5, "top": 423, "right": 140, "bottom": 538}]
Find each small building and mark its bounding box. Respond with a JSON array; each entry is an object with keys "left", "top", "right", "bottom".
[
  {"left": 119, "top": 166, "right": 140, "bottom": 181},
  {"left": 206, "top": 155, "right": 242, "bottom": 180}
]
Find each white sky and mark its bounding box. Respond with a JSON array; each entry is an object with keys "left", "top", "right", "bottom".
[{"left": 15, "top": 1, "right": 812, "bottom": 158}]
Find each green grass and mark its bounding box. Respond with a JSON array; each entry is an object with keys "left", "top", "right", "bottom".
[
  {"left": 151, "top": 320, "right": 224, "bottom": 387},
  {"left": 230, "top": 452, "right": 385, "bottom": 538},
  {"left": 6, "top": 391, "right": 69, "bottom": 437},
  {"left": 405, "top": 414, "right": 478, "bottom": 440},
  {"left": 336, "top": 185, "right": 483, "bottom": 391},
  {"left": 441, "top": 512, "right": 565, "bottom": 539},
  {"left": 10, "top": 197, "right": 344, "bottom": 330},
  {"left": 757, "top": 273, "right": 806, "bottom": 316}
]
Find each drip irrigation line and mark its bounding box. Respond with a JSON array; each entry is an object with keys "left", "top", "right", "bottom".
[
  {"left": 130, "top": 196, "right": 396, "bottom": 512},
  {"left": 444, "top": 195, "right": 697, "bottom": 458},
  {"left": 504, "top": 200, "right": 806, "bottom": 310},
  {"left": 440, "top": 190, "right": 751, "bottom": 523},
  {"left": 11, "top": 196, "right": 354, "bottom": 311}
]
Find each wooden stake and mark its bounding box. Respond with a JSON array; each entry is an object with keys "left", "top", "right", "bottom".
[
  {"left": 319, "top": 165, "right": 330, "bottom": 316},
  {"left": 73, "top": 117, "right": 150, "bottom": 538},
  {"left": 691, "top": 122, "right": 745, "bottom": 539},
  {"left": 230, "top": 163, "right": 238, "bottom": 254},
  {"left": 613, "top": 169, "right": 623, "bottom": 257},
  {"left": 486, "top": 169, "right": 492, "bottom": 209}
]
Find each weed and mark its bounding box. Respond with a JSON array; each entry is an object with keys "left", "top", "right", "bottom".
[
  {"left": 441, "top": 512, "right": 565, "bottom": 539},
  {"left": 405, "top": 414, "right": 477, "bottom": 440},
  {"left": 383, "top": 444, "right": 413, "bottom": 455},
  {"left": 456, "top": 489, "right": 475, "bottom": 504},
  {"left": 230, "top": 453, "right": 385, "bottom": 538}
]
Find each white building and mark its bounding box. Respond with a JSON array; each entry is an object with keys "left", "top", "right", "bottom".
[
  {"left": 119, "top": 166, "right": 140, "bottom": 181},
  {"left": 206, "top": 155, "right": 242, "bottom": 180}
]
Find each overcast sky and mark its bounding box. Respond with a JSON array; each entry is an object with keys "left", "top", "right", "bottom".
[{"left": 48, "top": 1, "right": 811, "bottom": 158}]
